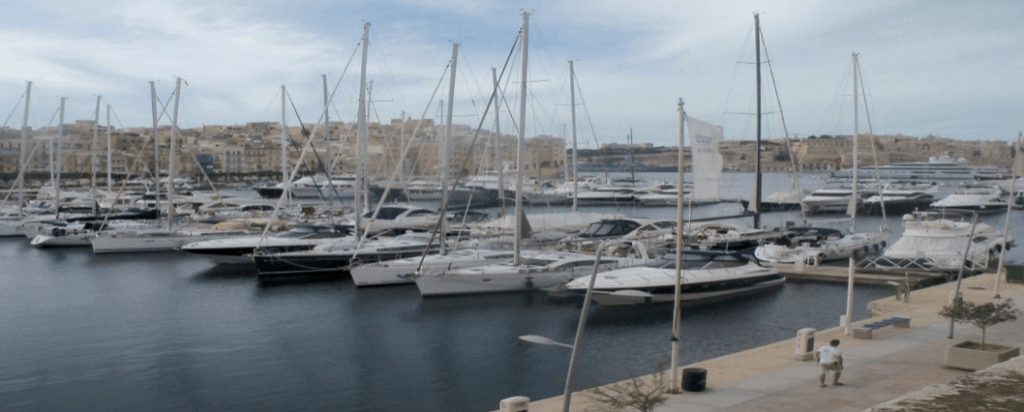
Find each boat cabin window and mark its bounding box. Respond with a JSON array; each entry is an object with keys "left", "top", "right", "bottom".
[
  {"left": 405, "top": 209, "right": 435, "bottom": 217},
  {"left": 518, "top": 258, "right": 556, "bottom": 267},
  {"left": 579, "top": 220, "right": 641, "bottom": 238},
  {"left": 364, "top": 207, "right": 406, "bottom": 220}
]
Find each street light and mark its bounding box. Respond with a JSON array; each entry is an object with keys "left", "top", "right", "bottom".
[{"left": 519, "top": 243, "right": 607, "bottom": 412}]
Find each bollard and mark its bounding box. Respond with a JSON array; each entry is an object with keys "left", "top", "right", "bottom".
[
  {"left": 795, "top": 328, "right": 816, "bottom": 361},
  {"left": 500, "top": 396, "right": 530, "bottom": 412}
]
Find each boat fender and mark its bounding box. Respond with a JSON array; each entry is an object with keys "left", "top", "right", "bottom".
[{"left": 525, "top": 277, "right": 534, "bottom": 289}]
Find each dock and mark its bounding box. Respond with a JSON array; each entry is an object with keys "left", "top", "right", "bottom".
[
  {"left": 510, "top": 273, "right": 1024, "bottom": 412},
  {"left": 766, "top": 262, "right": 945, "bottom": 288}
]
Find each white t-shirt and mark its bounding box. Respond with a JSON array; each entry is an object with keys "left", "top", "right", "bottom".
[{"left": 818, "top": 345, "right": 842, "bottom": 364}]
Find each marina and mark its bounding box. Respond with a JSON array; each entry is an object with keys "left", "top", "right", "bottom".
[
  {"left": 2, "top": 6, "right": 1023, "bottom": 411},
  {"left": 2, "top": 171, "right": 1024, "bottom": 411}
]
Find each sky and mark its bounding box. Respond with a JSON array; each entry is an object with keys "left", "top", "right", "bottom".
[{"left": 2, "top": 0, "right": 1022, "bottom": 148}]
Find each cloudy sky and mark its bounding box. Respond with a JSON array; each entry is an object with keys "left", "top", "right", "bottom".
[{"left": 2, "top": 0, "right": 1021, "bottom": 147}]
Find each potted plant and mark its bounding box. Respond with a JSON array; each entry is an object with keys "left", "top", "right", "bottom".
[{"left": 939, "top": 297, "right": 1021, "bottom": 371}]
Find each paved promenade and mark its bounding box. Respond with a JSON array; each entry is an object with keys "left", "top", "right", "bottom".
[{"left": 518, "top": 274, "right": 1024, "bottom": 412}]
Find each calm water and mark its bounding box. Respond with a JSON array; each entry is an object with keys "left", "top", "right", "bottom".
[{"left": 0, "top": 172, "right": 1019, "bottom": 412}]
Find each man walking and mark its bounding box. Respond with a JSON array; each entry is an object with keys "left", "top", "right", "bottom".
[{"left": 814, "top": 339, "right": 844, "bottom": 388}]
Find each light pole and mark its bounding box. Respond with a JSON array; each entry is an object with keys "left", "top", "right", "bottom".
[{"left": 519, "top": 243, "right": 607, "bottom": 412}]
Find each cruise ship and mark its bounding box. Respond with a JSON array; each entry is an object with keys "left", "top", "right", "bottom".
[{"left": 829, "top": 155, "right": 1005, "bottom": 182}]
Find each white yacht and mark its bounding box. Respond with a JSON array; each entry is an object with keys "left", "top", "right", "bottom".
[
  {"left": 558, "top": 251, "right": 784, "bottom": 306},
  {"left": 754, "top": 227, "right": 888, "bottom": 264},
  {"left": 929, "top": 187, "right": 1007, "bottom": 214},
  {"left": 181, "top": 224, "right": 352, "bottom": 264},
  {"left": 414, "top": 248, "right": 649, "bottom": 296},
  {"left": 865, "top": 211, "right": 1013, "bottom": 275},
  {"left": 254, "top": 174, "right": 358, "bottom": 199},
  {"left": 831, "top": 155, "right": 1006, "bottom": 182},
  {"left": 252, "top": 234, "right": 437, "bottom": 279},
  {"left": 349, "top": 248, "right": 527, "bottom": 287}
]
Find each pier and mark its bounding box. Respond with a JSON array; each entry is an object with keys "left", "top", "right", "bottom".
[
  {"left": 767, "top": 262, "right": 946, "bottom": 288},
  {"left": 514, "top": 273, "right": 1024, "bottom": 411}
]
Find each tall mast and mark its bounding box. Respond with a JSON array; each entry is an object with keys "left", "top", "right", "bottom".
[
  {"left": 850, "top": 53, "right": 860, "bottom": 232},
  {"left": 844, "top": 53, "right": 859, "bottom": 336},
  {"left": 106, "top": 104, "right": 112, "bottom": 193},
  {"left": 149, "top": 81, "right": 161, "bottom": 217},
  {"left": 323, "top": 74, "right": 332, "bottom": 206},
  {"left": 356, "top": 22, "right": 370, "bottom": 235},
  {"left": 492, "top": 68, "right": 506, "bottom": 216},
  {"left": 753, "top": 13, "right": 763, "bottom": 229},
  {"left": 281, "top": 85, "right": 288, "bottom": 201},
  {"left": 55, "top": 97, "right": 65, "bottom": 219},
  {"left": 91, "top": 95, "right": 101, "bottom": 213},
  {"left": 168, "top": 77, "right": 181, "bottom": 231},
  {"left": 514, "top": 11, "right": 530, "bottom": 265},
  {"left": 18, "top": 81, "right": 31, "bottom": 218},
  {"left": 441, "top": 42, "right": 460, "bottom": 254},
  {"left": 399, "top": 110, "right": 406, "bottom": 188},
  {"left": 569, "top": 61, "right": 578, "bottom": 212}
]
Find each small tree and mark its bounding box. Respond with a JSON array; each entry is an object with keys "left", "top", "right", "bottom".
[
  {"left": 584, "top": 362, "right": 670, "bottom": 412},
  {"left": 939, "top": 298, "right": 1020, "bottom": 350}
]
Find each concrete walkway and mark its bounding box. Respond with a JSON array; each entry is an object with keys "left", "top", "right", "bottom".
[{"left": 518, "top": 274, "right": 1024, "bottom": 412}]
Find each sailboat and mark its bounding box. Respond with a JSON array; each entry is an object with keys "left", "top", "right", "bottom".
[{"left": 755, "top": 54, "right": 889, "bottom": 264}]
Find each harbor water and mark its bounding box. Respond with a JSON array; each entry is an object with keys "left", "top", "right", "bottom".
[{"left": 1, "top": 172, "right": 1021, "bottom": 412}]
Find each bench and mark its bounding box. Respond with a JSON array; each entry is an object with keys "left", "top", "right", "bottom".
[{"left": 853, "top": 316, "right": 911, "bottom": 339}]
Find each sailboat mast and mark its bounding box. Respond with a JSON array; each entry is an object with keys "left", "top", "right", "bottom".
[
  {"left": 91, "top": 95, "right": 101, "bottom": 212},
  {"left": 514, "top": 11, "right": 530, "bottom": 266},
  {"left": 281, "top": 85, "right": 288, "bottom": 201},
  {"left": 56, "top": 97, "right": 65, "bottom": 219},
  {"left": 844, "top": 53, "right": 860, "bottom": 336},
  {"left": 442, "top": 42, "right": 460, "bottom": 254},
  {"left": 753, "top": 13, "right": 763, "bottom": 229},
  {"left": 851, "top": 53, "right": 860, "bottom": 233},
  {"left": 18, "top": 81, "right": 31, "bottom": 218},
  {"left": 323, "top": 74, "right": 332, "bottom": 206},
  {"left": 492, "top": 68, "right": 506, "bottom": 216},
  {"left": 356, "top": 22, "right": 370, "bottom": 235},
  {"left": 149, "top": 81, "right": 161, "bottom": 219},
  {"left": 168, "top": 77, "right": 181, "bottom": 231},
  {"left": 569, "top": 61, "right": 579, "bottom": 212},
  {"left": 106, "top": 104, "right": 112, "bottom": 194}
]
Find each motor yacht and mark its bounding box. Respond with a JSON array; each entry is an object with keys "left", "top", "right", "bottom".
[{"left": 557, "top": 251, "right": 784, "bottom": 306}]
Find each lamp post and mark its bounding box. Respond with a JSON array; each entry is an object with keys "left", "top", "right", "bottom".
[{"left": 519, "top": 243, "right": 606, "bottom": 412}]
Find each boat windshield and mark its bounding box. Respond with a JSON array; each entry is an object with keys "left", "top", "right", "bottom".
[{"left": 649, "top": 253, "right": 748, "bottom": 269}]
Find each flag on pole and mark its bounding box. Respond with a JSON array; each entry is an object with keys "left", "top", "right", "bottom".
[{"left": 686, "top": 117, "right": 724, "bottom": 200}]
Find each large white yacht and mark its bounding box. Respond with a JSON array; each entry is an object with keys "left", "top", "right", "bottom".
[
  {"left": 830, "top": 155, "right": 1006, "bottom": 182},
  {"left": 558, "top": 251, "right": 784, "bottom": 306}
]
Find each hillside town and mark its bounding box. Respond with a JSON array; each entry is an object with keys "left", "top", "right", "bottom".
[{"left": 0, "top": 118, "right": 1017, "bottom": 186}]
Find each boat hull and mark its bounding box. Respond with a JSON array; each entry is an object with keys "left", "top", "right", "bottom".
[
  {"left": 415, "top": 270, "right": 577, "bottom": 296},
  {"left": 588, "top": 277, "right": 786, "bottom": 306}
]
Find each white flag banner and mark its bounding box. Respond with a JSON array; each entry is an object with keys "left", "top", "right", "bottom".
[{"left": 686, "top": 117, "right": 724, "bottom": 200}]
